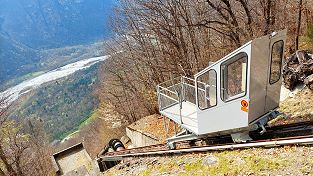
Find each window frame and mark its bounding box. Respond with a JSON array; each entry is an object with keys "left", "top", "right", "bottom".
[
  {"left": 269, "top": 40, "right": 284, "bottom": 85},
  {"left": 220, "top": 52, "right": 248, "bottom": 103},
  {"left": 196, "top": 69, "right": 217, "bottom": 110}
]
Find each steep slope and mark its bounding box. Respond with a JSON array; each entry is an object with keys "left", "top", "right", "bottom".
[
  {"left": 0, "top": 0, "right": 115, "bottom": 49},
  {"left": 0, "top": 33, "right": 39, "bottom": 84},
  {"left": 10, "top": 64, "right": 99, "bottom": 140}
]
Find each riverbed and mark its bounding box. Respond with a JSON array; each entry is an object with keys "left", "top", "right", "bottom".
[{"left": 0, "top": 56, "right": 107, "bottom": 107}]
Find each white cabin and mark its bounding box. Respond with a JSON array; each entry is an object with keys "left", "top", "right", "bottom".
[{"left": 157, "top": 30, "right": 286, "bottom": 137}]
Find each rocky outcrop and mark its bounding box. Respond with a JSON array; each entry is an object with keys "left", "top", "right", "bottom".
[{"left": 283, "top": 50, "right": 313, "bottom": 90}]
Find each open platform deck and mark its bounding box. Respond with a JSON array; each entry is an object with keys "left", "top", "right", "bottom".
[{"left": 160, "top": 101, "right": 198, "bottom": 133}]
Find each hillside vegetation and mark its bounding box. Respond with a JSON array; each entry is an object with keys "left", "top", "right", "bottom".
[{"left": 11, "top": 64, "right": 99, "bottom": 140}]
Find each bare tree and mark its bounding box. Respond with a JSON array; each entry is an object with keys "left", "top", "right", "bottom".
[
  {"left": 0, "top": 98, "right": 52, "bottom": 176},
  {"left": 0, "top": 98, "right": 26, "bottom": 176},
  {"left": 98, "top": 0, "right": 313, "bottom": 123},
  {"left": 296, "top": 0, "right": 303, "bottom": 50}
]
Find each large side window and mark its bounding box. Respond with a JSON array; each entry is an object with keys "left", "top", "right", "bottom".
[
  {"left": 197, "top": 69, "right": 217, "bottom": 110},
  {"left": 269, "top": 40, "right": 284, "bottom": 84},
  {"left": 221, "top": 52, "right": 248, "bottom": 102}
]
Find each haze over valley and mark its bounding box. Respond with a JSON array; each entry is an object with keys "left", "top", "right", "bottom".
[
  {"left": 0, "top": 0, "right": 117, "bottom": 142},
  {"left": 0, "top": 0, "right": 115, "bottom": 88}
]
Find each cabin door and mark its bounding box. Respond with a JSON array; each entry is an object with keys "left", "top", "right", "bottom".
[{"left": 265, "top": 30, "right": 287, "bottom": 112}]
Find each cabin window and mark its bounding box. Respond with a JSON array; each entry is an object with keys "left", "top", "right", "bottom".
[
  {"left": 269, "top": 40, "right": 284, "bottom": 84},
  {"left": 197, "top": 69, "right": 217, "bottom": 110},
  {"left": 221, "top": 52, "right": 248, "bottom": 102}
]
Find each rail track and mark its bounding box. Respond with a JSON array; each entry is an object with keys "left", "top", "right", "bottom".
[
  {"left": 97, "top": 121, "right": 313, "bottom": 170},
  {"left": 101, "top": 135, "right": 313, "bottom": 161}
]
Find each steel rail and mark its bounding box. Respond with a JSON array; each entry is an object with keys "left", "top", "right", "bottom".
[
  {"left": 100, "top": 135, "right": 313, "bottom": 161},
  {"left": 99, "top": 121, "right": 313, "bottom": 162}
]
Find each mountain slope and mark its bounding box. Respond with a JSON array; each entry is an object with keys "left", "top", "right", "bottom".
[
  {"left": 0, "top": 0, "right": 115, "bottom": 49},
  {"left": 0, "top": 0, "right": 116, "bottom": 86},
  {"left": 11, "top": 64, "right": 100, "bottom": 140},
  {"left": 0, "top": 33, "right": 39, "bottom": 84}
]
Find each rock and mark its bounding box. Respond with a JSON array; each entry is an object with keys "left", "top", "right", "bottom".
[
  {"left": 265, "top": 148, "right": 274, "bottom": 155},
  {"left": 234, "top": 158, "right": 245, "bottom": 165},
  {"left": 112, "top": 121, "right": 122, "bottom": 128},
  {"left": 176, "top": 159, "right": 186, "bottom": 166},
  {"left": 202, "top": 156, "right": 218, "bottom": 165},
  {"left": 283, "top": 50, "right": 313, "bottom": 90},
  {"left": 304, "top": 74, "right": 313, "bottom": 90},
  {"left": 178, "top": 162, "right": 185, "bottom": 167},
  {"left": 131, "top": 165, "right": 147, "bottom": 175},
  {"left": 150, "top": 158, "right": 160, "bottom": 165},
  {"left": 184, "top": 157, "right": 198, "bottom": 164}
]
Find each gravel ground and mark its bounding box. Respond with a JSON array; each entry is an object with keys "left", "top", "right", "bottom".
[{"left": 104, "top": 145, "right": 313, "bottom": 176}]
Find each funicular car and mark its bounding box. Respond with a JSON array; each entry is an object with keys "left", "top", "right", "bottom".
[{"left": 157, "top": 30, "right": 287, "bottom": 148}]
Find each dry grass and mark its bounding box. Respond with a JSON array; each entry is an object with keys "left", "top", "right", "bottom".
[
  {"left": 128, "top": 114, "right": 179, "bottom": 143},
  {"left": 104, "top": 145, "right": 313, "bottom": 176},
  {"left": 270, "top": 87, "right": 313, "bottom": 126}
]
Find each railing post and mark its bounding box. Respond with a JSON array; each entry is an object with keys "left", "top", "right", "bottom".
[
  {"left": 205, "top": 85, "right": 208, "bottom": 108},
  {"left": 157, "top": 86, "right": 162, "bottom": 111},
  {"left": 163, "top": 115, "right": 169, "bottom": 139},
  {"left": 181, "top": 76, "right": 185, "bottom": 102},
  {"left": 177, "top": 91, "right": 183, "bottom": 125}
]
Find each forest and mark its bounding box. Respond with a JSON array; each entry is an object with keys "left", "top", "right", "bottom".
[{"left": 11, "top": 64, "right": 99, "bottom": 140}]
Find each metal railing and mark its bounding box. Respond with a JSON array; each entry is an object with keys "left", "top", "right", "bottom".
[{"left": 157, "top": 76, "right": 198, "bottom": 124}]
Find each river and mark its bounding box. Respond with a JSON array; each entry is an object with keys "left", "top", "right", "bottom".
[{"left": 0, "top": 55, "right": 108, "bottom": 107}]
